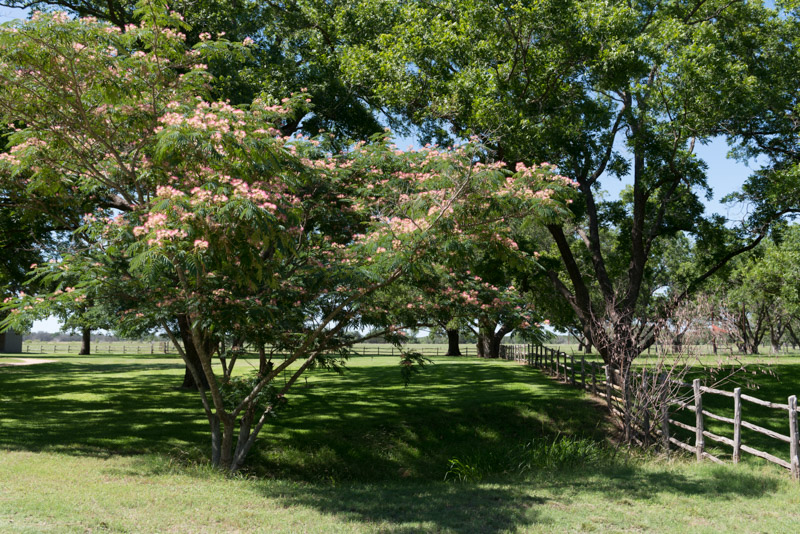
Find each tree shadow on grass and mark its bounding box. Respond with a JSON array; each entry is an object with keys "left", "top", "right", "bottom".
[
  {"left": 258, "top": 462, "right": 782, "bottom": 534},
  {"left": 245, "top": 361, "right": 611, "bottom": 481},
  {"left": 0, "top": 357, "right": 605, "bottom": 480},
  {"left": 550, "top": 461, "right": 783, "bottom": 501},
  {"left": 2, "top": 355, "right": 787, "bottom": 503},
  {"left": 277, "top": 482, "right": 545, "bottom": 534},
  {"left": 267, "top": 462, "right": 783, "bottom": 533},
  {"left": 0, "top": 360, "right": 208, "bottom": 456}
]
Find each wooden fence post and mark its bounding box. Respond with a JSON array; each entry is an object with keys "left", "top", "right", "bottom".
[
  {"left": 789, "top": 395, "right": 799, "bottom": 480},
  {"left": 624, "top": 373, "right": 632, "bottom": 443},
  {"left": 660, "top": 378, "right": 670, "bottom": 456},
  {"left": 591, "top": 362, "right": 597, "bottom": 396},
  {"left": 642, "top": 368, "right": 650, "bottom": 446},
  {"left": 733, "top": 387, "right": 742, "bottom": 463},
  {"left": 570, "top": 353, "right": 576, "bottom": 385},
  {"left": 604, "top": 366, "right": 613, "bottom": 413},
  {"left": 580, "top": 356, "right": 586, "bottom": 390},
  {"left": 557, "top": 352, "right": 562, "bottom": 381},
  {"left": 694, "top": 379, "right": 704, "bottom": 461}
]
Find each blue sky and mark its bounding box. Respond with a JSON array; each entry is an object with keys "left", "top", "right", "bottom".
[
  {"left": 0, "top": 6, "right": 24, "bottom": 22},
  {"left": 1, "top": 7, "right": 767, "bottom": 332}
]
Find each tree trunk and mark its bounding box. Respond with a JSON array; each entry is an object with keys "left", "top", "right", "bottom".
[
  {"left": 771, "top": 327, "right": 781, "bottom": 353},
  {"left": 770, "top": 321, "right": 785, "bottom": 353},
  {"left": 78, "top": 327, "right": 91, "bottom": 355},
  {"left": 787, "top": 323, "right": 800, "bottom": 349},
  {"left": 178, "top": 314, "right": 209, "bottom": 390},
  {"left": 672, "top": 333, "right": 683, "bottom": 353},
  {"left": 446, "top": 329, "right": 462, "bottom": 356},
  {"left": 476, "top": 335, "right": 489, "bottom": 358},
  {"left": 220, "top": 418, "right": 235, "bottom": 470},
  {"left": 487, "top": 333, "right": 503, "bottom": 359},
  {"left": 210, "top": 414, "right": 221, "bottom": 466},
  {"left": 259, "top": 344, "right": 271, "bottom": 376}
]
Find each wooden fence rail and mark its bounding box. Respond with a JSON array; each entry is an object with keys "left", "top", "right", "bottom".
[
  {"left": 498, "top": 343, "right": 800, "bottom": 480},
  {"left": 22, "top": 341, "right": 478, "bottom": 359}
]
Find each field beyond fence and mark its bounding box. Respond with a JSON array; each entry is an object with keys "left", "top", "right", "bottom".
[{"left": 20, "top": 340, "right": 489, "bottom": 357}]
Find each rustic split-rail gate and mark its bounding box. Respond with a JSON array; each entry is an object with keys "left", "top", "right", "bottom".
[{"left": 499, "top": 344, "right": 800, "bottom": 480}]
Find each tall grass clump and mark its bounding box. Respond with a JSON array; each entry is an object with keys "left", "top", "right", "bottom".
[{"left": 513, "top": 434, "right": 612, "bottom": 474}]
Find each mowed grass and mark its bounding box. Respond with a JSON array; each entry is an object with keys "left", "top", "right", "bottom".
[
  {"left": 0, "top": 352, "right": 799, "bottom": 532},
  {"left": 0, "top": 353, "right": 606, "bottom": 479}
]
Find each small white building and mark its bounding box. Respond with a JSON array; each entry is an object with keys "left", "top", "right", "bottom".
[{"left": 0, "top": 329, "right": 23, "bottom": 353}]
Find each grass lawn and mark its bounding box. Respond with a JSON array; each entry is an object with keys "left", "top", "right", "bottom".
[{"left": 1, "top": 351, "right": 799, "bottom": 532}]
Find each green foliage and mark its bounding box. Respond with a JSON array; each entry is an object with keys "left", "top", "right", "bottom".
[
  {"left": 513, "top": 434, "right": 610, "bottom": 473},
  {"left": 220, "top": 372, "right": 281, "bottom": 414},
  {"left": 398, "top": 349, "right": 429, "bottom": 386},
  {"left": 340, "top": 0, "right": 790, "bottom": 365},
  {"left": 444, "top": 457, "right": 483, "bottom": 483},
  {"left": 0, "top": 5, "right": 577, "bottom": 469}
]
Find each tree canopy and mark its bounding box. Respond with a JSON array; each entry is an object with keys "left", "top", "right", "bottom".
[
  {"left": 340, "top": 0, "right": 793, "bottom": 369},
  {"left": 0, "top": 3, "right": 576, "bottom": 469}
]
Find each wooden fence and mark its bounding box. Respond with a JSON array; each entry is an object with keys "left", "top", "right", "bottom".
[
  {"left": 22, "top": 341, "right": 478, "bottom": 358},
  {"left": 499, "top": 343, "right": 800, "bottom": 480},
  {"left": 24, "top": 341, "right": 173, "bottom": 355}
]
